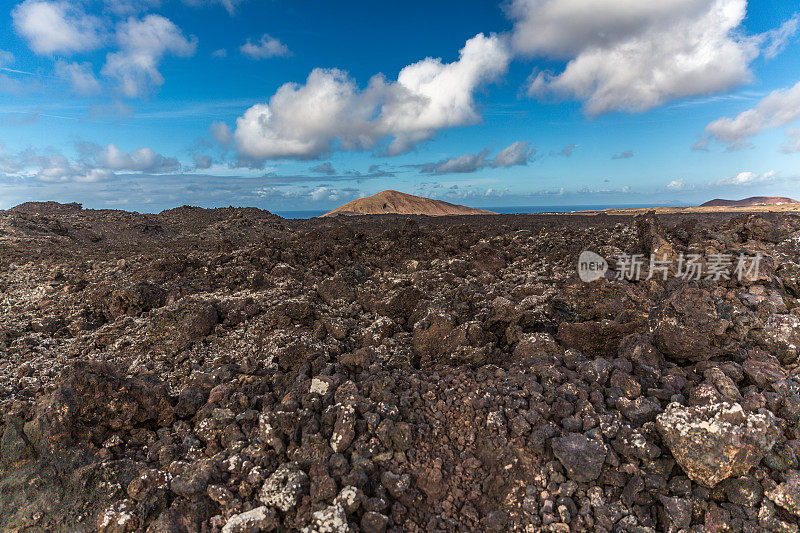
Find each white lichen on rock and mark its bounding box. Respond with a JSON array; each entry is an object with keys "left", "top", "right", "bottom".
[
  {"left": 656, "top": 402, "right": 778, "bottom": 487},
  {"left": 221, "top": 506, "right": 276, "bottom": 533},
  {"left": 259, "top": 462, "right": 308, "bottom": 512}
]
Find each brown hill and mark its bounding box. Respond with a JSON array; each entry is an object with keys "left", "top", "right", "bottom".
[
  {"left": 322, "top": 190, "right": 496, "bottom": 217},
  {"left": 700, "top": 196, "right": 798, "bottom": 207}
]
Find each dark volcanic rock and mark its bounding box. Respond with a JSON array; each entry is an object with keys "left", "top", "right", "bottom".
[
  {"left": 652, "top": 286, "right": 722, "bottom": 361},
  {"left": 551, "top": 434, "right": 607, "bottom": 482},
  {"left": 2, "top": 205, "right": 800, "bottom": 531}
]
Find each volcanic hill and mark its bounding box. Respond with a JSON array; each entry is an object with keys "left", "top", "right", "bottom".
[
  {"left": 321, "top": 190, "right": 497, "bottom": 217},
  {"left": 700, "top": 196, "right": 798, "bottom": 207}
]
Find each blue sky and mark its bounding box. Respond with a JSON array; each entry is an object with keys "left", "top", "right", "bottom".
[{"left": 1, "top": 0, "right": 799, "bottom": 212}]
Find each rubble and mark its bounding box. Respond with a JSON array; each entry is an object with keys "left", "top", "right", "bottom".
[{"left": 1, "top": 204, "right": 800, "bottom": 531}]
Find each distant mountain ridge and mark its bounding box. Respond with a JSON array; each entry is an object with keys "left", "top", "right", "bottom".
[
  {"left": 701, "top": 196, "right": 798, "bottom": 207},
  {"left": 322, "top": 190, "right": 496, "bottom": 217}
]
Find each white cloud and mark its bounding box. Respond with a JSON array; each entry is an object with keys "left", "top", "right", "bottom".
[
  {"left": 508, "top": 0, "right": 761, "bottom": 114},
  {"left": 761, "top": 14, "right": 799, "bottom": 58},
  {"left": 55, "top": 60, "right": 102, "bottom": 95},
  {"left": 419, "top": 141, "right": 535, "bottom": 174},
  {"left": 28, "top": 154, "right": 115, "bottom": 182},
  {"left": 430, "top": 150, "right": 490, "bottom": 174},
  {"left": 309, "top": 186, "right": 355, "bottom": 203},
  {"left": 101, "top": 14, "right": 197, "bottom": 97},
  {"left": 96, "top": 143, "right": 180, "bottom": 172},
  {"left": 233, "top": 33, "right": 511, "bottom": 160},
  {"left": 2, "top": 143, "right": 179, "bottom": 182},
  {"left": 716, "top": 170, "right": 777, "bottom": 186},
  {"left": 212, "top": 48, "right": 227, "bottom": 58},
  {"left": 705, "top": 80, "right": 800, "bottom": 145},
  {"left": 241, "top": 35, "right": 290, "bottom": 59},
  {"left": 666, "top": 178, "right": 694, "bottom": 191},
  {"left": 75, "top": 168, "right": 116, "bottom": 182},
  {"left": 782, "top": 128, "right": 800, "bottom": 154},
  {"left": 12, "top": 0, "right": 105, "bottom": 55},
  {"left": 492, "top": 141, "right": 536, "bottom": 167}
]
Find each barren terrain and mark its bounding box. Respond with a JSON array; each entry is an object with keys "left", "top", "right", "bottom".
[{"left": 2, "top": 202, "right": 800, "bottom": 532}]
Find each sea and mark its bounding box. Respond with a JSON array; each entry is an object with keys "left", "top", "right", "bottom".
[{"left": 273, "top": 204, "right": 660, "bottom": 219}]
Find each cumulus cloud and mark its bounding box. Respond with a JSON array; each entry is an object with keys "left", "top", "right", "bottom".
[
  {"left": 492, "top": 141, "right": 536, "bottom": 167},
  {"left": 101, "top": 14, "right": 197, "bottom": 97},
  {"left": 12, "top": 0, "right": 105, "bottom": 55},
  {"left": 612, "top": 150, "right": 634, "bottom": 160},
  {"left": 233, "top": 33, "right": 511, "bottom": 161},
  {"left": 26, "top": 154, "right": 115, "bottom": 182},
  {"left": 424, "top": 149, "right": 490, "bottom": 174},
  {"left": 705, "top": 80, "right": 800, "bottom": 146},
  {"left": 96, "top": 143, "right": 180, "bottom": 172},
  {"left": 241, "top": 35, "right": 290, "bottom": 59},
  {"left": 55, "top": 60, "right": 102, "bottom": 95},
  {"left": 418, "top": 141, "right": 535, "bottom": 174},
  {"left": 1, "top": 142, "right": 181, "bottom": 182},
  {"left": 508, "top": 0, "right": 764, "bottom": 114},
  {"left": 716, "top": 170, "right": 777, "bottom": 186},
  {"left": 666, "top": 178, "right": 693, "bottom": 191},
  {"left": 309, "top": 186, "right": 355, "bottom": 203}
]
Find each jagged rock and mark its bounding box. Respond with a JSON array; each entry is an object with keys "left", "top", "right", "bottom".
[
  {"left": 656, "top": 402, "right": 779, "bottom": 487},
  {"left": 761, "top": 314, "right": 800, "bottom": 363},
  {"left": 221, "top": 506, "right": 277, "bottom": 533},
  {"left": 96, "top": 499, "right": 138, "bottom": 533},
  {"left": 330, "top": 404, "right": 356, "bottom": 453},
  {"left": 360, "top": 511, "right": 388, "bottom": 533},
  {"left": 259, "top": 462, "right": 309, "bottom": 512},
  {"left": 766, "top": 471, "right": 800, "bottom": 517},
  {"left": 551, "top": 434, "right": 607, "bottom": 482},
  {"left": 652, "top": 286, "right": 722, "bottom": 362},
  {"left": 22, "top": 361, "right": 174, "bottom": 456},
  {"left": 302, "top": 504, "right": 348, "bottom": 533}
]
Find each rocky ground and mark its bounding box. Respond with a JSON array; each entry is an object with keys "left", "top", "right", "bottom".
[{"left": 1, "top": 202, "right": 800, "bottom": 532}]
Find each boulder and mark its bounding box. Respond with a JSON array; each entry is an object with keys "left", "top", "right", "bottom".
[
  {"left": 656, "top": 402, "right": 778, "bottom": 487},
  {"left": 222, "top": 507, "right": 277, "bottom": 533},
  {"left": 551, "top": 434, "right": 607, "bottom": 482},
  {"left": 652, "top": 286, "right": 722, "bottom": 362}
]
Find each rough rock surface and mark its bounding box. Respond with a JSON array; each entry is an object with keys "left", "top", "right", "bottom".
[
  {"left": 656, "top": 402, "right": 778, "bottom": 487},
  {"left": 1, "top": 204, "right": 800, "bottom": 531}
]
